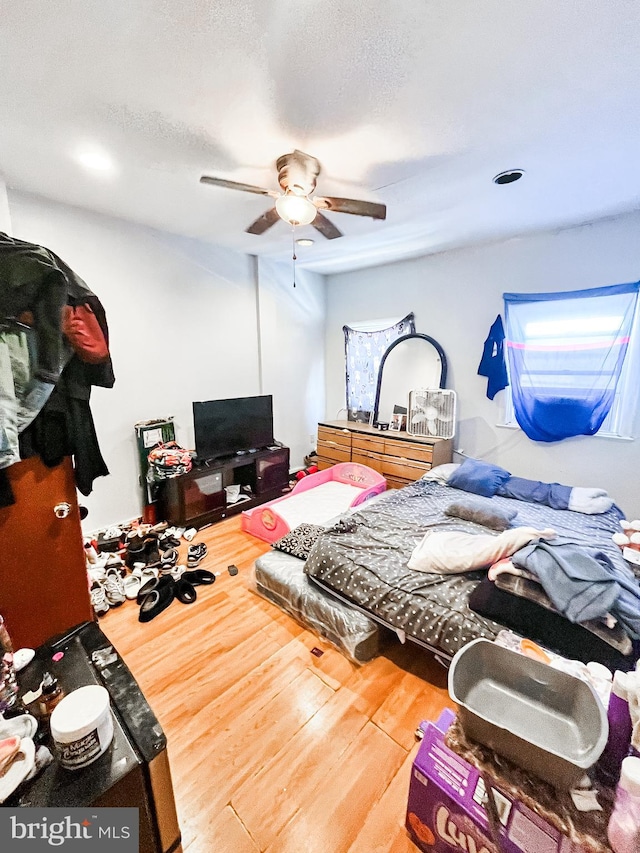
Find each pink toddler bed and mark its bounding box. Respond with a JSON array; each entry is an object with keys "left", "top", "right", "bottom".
[{"left": 241, "top": 462, "right": 387, "bottom": 543}]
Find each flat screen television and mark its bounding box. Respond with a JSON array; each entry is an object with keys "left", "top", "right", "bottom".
[{"left": 193, "top": 395, "right": 274, "bottom": 461}]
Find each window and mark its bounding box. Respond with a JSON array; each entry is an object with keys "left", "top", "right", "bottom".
[
  {"left": 343, "top": 313, "right": 415, "bottom": 420},
  {"left": 503, "top": 282, "right": 639, "bottom": 442}
]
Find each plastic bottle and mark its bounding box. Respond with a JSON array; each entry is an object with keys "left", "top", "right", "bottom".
[
  {"left": 38, "top": 672, "right": 64, "bottom": 719},
  {"left": 586, "top": 661, "right": 613, "bottom": 708},
  {"left": 0, "top": 614, "right": 19, "bottom": 713},
  {"left": 596, "top": 671, "right": 633, "bottom": 786},
  {"left": 608, "top": 756, "right": 640, "bottom": 853}
]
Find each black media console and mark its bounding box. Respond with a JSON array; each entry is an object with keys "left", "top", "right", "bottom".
[{"left": 158, "top": 446, "right": 290, "bottom": 529}]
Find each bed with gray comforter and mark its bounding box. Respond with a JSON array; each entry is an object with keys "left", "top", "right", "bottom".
[{"left": 303, "top": 479, "right": 634, "bottom": 662}]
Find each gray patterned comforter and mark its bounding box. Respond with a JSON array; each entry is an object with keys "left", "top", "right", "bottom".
[{"left": 303, "top": 480, "right": 628, "bottom": 659}]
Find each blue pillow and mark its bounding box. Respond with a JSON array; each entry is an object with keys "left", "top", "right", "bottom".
[{"left": 447, "top": 457, "right": 511, "bottom": 497}]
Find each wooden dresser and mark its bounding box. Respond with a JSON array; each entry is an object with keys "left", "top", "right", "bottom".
[{"left": 317, "top": 420, "right": 453, "bottom": 489}]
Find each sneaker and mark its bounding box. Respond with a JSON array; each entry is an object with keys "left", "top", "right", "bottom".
[
  {"left": 103, "top": 569, "right": 126, "bottom": 606},
  {"left": 160, "top": 548, "right": 179, "bottom": 567},
  {"left": 187, "top": 543, "right": 207, "bottom": 567},
  {"left": 183, "top": 528, "right": 197, "bottom": 542},
  {"left": 161, "top": 563, "right": 185, "bottom": 580},
  {"left": 159, "top": 532, "right": 181, "bottom": 550},
  {"left": 90, "top": 581, "right": 110, "bottom": 616},
  {"left": 88, "top": 564, "right": 107, "bottom": 584},
  {"left": 105, "top": 554, "right": 125, "bottom": 572}
]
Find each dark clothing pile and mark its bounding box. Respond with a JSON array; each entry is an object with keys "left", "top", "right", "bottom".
[{"left": 0, "top": 232, "right": 114, "bottom": 505}]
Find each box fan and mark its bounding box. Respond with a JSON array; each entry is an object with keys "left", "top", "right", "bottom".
[{"left": 407, "top": 389, "right": 457, "bottom": 439}]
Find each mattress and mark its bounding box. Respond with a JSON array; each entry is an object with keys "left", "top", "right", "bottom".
[
  {"left": 254, "top": 549, "right": 381, "bottom": 662},
  {"left": 274, "top": 481, "right": 366, "bottom": 529},
  {"left": 304, "top": 479, "right": 629, "bottom": 661}
]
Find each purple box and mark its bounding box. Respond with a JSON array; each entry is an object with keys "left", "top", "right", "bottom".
[{"left": 406, "top": 713, "right": 586, "bottom": 853}]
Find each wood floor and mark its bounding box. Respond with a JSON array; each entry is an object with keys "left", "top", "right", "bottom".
[{"left": 101, "top": 516, "right": 455, "bottom": 853}]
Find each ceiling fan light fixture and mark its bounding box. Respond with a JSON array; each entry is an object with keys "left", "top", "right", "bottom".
[
  {"left": 275, "top": 192, "right": 317, "bottom": 226},
  {"left": 295, "top": 238, "right": 315, "bottom": 247}
]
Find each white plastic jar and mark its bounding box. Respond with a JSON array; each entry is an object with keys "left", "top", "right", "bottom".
[{"left": 50, "top": 685, "right": 114, "bottom": 770}]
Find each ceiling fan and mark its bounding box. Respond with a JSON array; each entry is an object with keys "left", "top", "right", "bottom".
[{"left": 200, "top": 149, "right": 386, "bottom": 240}]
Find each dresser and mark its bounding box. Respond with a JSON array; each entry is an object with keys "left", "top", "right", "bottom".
[{"left": 317, "top": 420, "right": 453, "bottom": 489}]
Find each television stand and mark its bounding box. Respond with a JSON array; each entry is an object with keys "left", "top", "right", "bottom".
[{"left": 157, "top": 446, "right": 290, "bottom": 529}]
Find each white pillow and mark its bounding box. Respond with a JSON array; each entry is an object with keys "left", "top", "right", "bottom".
[{"left": 421, "top": 463, "right": 461, "bottom": 484}]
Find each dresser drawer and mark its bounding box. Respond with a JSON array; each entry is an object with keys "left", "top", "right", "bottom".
[
  {"left": 316, "top": 458, "right": 335, "bottom": 471},
  {"left": 385, "top": 476, "right": 412, "bottom": 490},
  {"left": 352, "top": 449, "right": 384, "bottom": 474},
  {"left": 318, "top": 425, "right": 352, "bottom": 448},
  {"left": 317, "top": 440, "right": 351, "bottom": 464},
  {"left": 383, "top": 439, "right": 433, "bottom": 465},
  {"left": 352, "top": 433, "right": 385, "bottom": 454},
  {"left": 381, "top": 457, "right": 431, "bottom": 481}
]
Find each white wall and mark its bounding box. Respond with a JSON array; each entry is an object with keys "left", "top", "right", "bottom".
[
  {"left": 0, "top": 176, "right": 11, "bottom": 233},
  {"left": 325, "top": 213, "right": 640, "bottom": 518},
  {"left": 8, "top": 191, "right": 325, "bottom": 529},
  {"left": 257, "top": 257, "right": 326, "bottom": 466}
]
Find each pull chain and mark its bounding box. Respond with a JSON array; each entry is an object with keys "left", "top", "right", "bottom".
[{"left": 291, "top": 226, "right": 297, "bottom": 288}]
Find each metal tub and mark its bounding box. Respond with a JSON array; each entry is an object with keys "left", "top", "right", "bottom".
[{"left": 448, "top": 639, "right": 609, "bottom": 788}]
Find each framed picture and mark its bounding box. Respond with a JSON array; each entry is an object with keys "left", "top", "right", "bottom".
[{"left": 389, "top": 413, "right": 406, "bottom": 431}]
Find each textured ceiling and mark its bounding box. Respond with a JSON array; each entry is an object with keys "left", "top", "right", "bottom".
[{"left": 1, "top": 1, "right": 639, "bottom": 272}]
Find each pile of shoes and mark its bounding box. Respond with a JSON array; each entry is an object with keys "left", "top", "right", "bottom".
[
  {"left": 85, "top": 520, "right": 218, "bottom": 621},
  {"left": 85, "top": 549, "right": 127, "bottom": 617},
  {"left": 136, "top": 557, "right": 215, "bottom": 623}
]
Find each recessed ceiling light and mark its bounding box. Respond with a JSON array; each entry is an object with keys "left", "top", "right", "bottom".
[
  {"left": 295, "top": 238, "right": 315, "bottom": 247},
  {"left": 74, "top": 144, "right": 115, "bottom": 174},
  {"left": 493, "top": 169, "right": 524, "bottom": 185}
]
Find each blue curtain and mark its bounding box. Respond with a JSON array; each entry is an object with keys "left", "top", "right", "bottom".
[
  {"left": 343, "top": 313, "right": 415, "bottom": 417},
  {"left": 504, "top": 282, "right": 639, "bottom": 442}
]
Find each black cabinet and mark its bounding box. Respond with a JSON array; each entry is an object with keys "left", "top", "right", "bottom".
[{"left": 158, "top": 446, "right": 290, "bottom": 528}]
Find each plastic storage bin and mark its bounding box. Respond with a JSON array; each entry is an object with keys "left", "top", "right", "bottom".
[{"left": 448, "top": 638, "right": 608, "bottom": 788}]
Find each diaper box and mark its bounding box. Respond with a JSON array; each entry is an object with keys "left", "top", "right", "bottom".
[{"left": 406, "top": 711, "right": 585, "bottom": 853}]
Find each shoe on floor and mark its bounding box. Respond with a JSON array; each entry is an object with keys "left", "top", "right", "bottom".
[
  {"left": 103, "top": 569, "right": 126, "bottom": 606},
  {"left": 181, "top": 569, "right": 215, "bottom": 586},
  {"left": 175, "top": 578, "right": 197, "bottom": 604},
  {"left": 123, "top": 574, "right": 142, "bottom": 600},
  {"left": 144, "top": 537, "right": 161, "bottom": 566},
  {"left": 160, "top": 548, "right": 179, "bottom": 567},
  {"left": 160, "top": 563, "right": 185, "bottom": 580},
  {"left": 139, "top": 578, "right": 176, "bottom": 622},
  {"left": 90, "top": 580, "right": 110, "bottom": 616},
  {"left": 136, "top": 573, "right": 173, "bottom": 605},
  {"left": 125, "top": 542, "right": 146, "bottom": 568},
  {"left": 159, "top": 533, "right": 181, "bottom": 550},
  {"left": 187, "top": 543, "right": 207, "bottom": 567}
]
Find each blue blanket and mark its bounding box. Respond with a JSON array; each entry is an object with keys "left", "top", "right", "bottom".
[
  {"left": 497, "top": 476, "right": 571, "bottom": 509},
  {"left": 512, "top": 538, "right": 640, "bottom": 638}
]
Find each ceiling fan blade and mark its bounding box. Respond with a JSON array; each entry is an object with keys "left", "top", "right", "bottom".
[
  {"left": 246, "top": 206, "right": 280, "bottom": 235},
  {"left": 312, "top": 212, "right": 343, "bottom": 240},
  {"left": 314, "top": 196, "right": 386, "bottom": 220},
  {"left": 200, "top": 175, "right": 277, "bottom": 197}
]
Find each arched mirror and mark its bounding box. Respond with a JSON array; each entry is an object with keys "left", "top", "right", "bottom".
[{"left": 373, "top": 333, "right": 447, "bottom": 425}]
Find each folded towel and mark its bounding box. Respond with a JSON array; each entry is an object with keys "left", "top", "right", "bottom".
[{"left": 568, "top": 487, "right": 614, "bottom": 515}]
